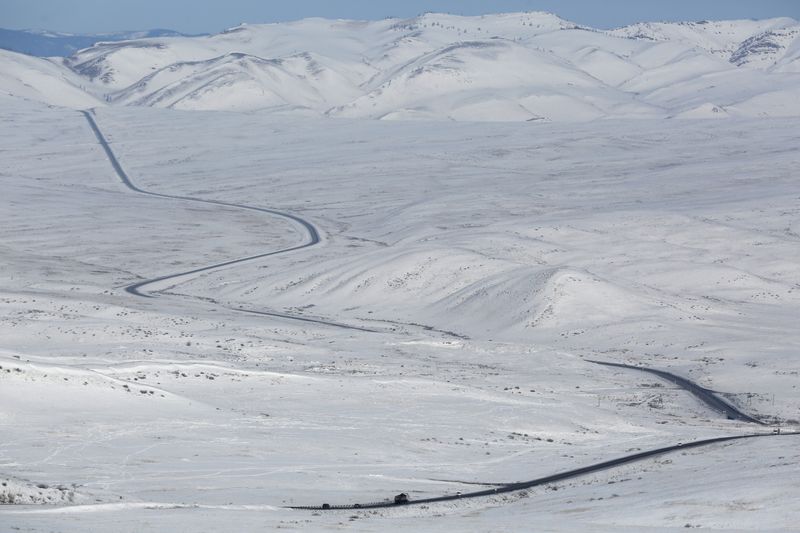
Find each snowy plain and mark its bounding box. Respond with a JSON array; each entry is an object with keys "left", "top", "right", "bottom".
[
  {"left": 1, "top": 11, "right": 800, "bottom": 533},
  {"left": 1, "top": 94, "right": 799, "bottom": 531}
]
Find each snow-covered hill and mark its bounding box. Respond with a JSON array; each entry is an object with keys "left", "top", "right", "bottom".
[
  {"left": 2, "top": 12, "right": 800, "bottom": 120},
  {"left": 608, "top": 17, "right": 798, "bottom": 67},
  {"left": 3, "top": 97, "right": 800, "bottom": 532},
  {"left": 0, "top": 27, "right": 194, "bottom": 57},
  {"left": 0, "top": 49, "right": 101, "bottom": 108}
]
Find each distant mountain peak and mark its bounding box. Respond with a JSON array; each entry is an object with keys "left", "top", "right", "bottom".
[
  {"left": 2, "top": 14, "right": 800, "bottom": 119},
  {"left": 0, "top": 27, "right": 198, "bottom": 57}
]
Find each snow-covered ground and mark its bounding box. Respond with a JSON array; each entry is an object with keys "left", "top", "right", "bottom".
[
  {"left": 2, "top": 12, "right": 800, "bottom": 120},
  {"left": 1, "top": 90, "right": 798, "bottom": 531}
]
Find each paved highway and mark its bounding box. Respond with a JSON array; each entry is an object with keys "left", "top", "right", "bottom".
[
  {"left": 290, "top": 360, "right": 777, "bottom": 510},
  {"left": 82, "top": 110, "right": 379, "bottom": 333},
  {"left": 80, "top": 110, "right": 791, "bottom": 517},
  {"left": 290, "top": 432, "right": 796, "bottom": 510},
  {"left": 82, "top": 110, "right": 319, "bottom": 298},
  {"left": 588, "top": 359, "right": 764, "bottom": 424}
]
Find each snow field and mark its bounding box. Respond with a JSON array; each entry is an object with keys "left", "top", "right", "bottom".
[{"left": 0, "top": 97, "right": 798, "bottom": 530}]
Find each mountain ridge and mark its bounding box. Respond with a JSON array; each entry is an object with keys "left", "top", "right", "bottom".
[
  {"left": 2, "top": 12, "right": 799, "bottom": 121},
  {"left": 0, "top": 27, "right": 197, "bottom": 58}
]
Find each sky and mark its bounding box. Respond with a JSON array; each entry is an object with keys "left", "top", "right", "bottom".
[{"left": 3, "top": 0, "right": 799, "bottom": 34}]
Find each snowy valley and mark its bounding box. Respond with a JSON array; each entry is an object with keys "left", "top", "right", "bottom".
[{"left": 1, "top": 11, "right": 799, "bottom": 533}]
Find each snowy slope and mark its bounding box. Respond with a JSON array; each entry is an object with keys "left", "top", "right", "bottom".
[
  {"left": 0, "top": 49, "right": 101, "bottom": 108},
  {"left": 3, "top": 12, "right": 800, "bottom": 117},
  {"left": 2, "top": 100, "right": 799, "bottom": 531},
  {"left": 326, "top": 38, "right": 662, "bottom": 121},
  {"left": 608, "top": 17, "right": 798, "bottom": 63},
  {"left": 110, "top": 52, "right": 361, "bottom": 111},
  {"left": 0, "top": 27, "right": 192, "bottom": 57}
]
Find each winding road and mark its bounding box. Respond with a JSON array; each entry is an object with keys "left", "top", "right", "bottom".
[
  {"left": 82, "top": 110, "right": 319, "bottom": 298},
  {"left": 289, "top": 358, "right": 778, "bottom": 510},
  {"left": 588, "top": 359, "right": 765, "bottom": 425},
  {"left": 81, "top": 109, "right": 793, "bottom": 517},
  {"left": 290, "top": 432, "right": 796, "bottom": 510},
  {"left": 290, "top": 360, "right": 778, "bottom": 510},
  {"left": 82, "top": 110, "right": 377, "bottom": 333}
]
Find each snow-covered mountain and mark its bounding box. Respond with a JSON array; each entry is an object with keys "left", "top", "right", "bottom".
[
  {"left": 0, "top": 28, "right": 193, "bottom": 57},
  {"left": 0, "top": 49, "right": 101, "bottom": 108},
  {"left": 607, "top": 18, "right": 799, "bottom": 66},
  {"left": 2, "top": 12, "right": 800, "bottom": 120}
]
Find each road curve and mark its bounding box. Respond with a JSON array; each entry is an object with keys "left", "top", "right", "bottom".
[
  {"left": 588, "top": 360, "right": 765, "bottom": 425},
  {"left": 81, "top": 110, "right": 320, "bottom": 298},
  {"left": 289, "top": 432, "right": 796, "bottom": 510},
  {"left": 81, "top": 110, "right": 789, "bottom": 516}
]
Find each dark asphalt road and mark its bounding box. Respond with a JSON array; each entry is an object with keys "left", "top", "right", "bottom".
[
  {"left": 82, "top": 110, "right": 380, "bottom": 333},
  {"left": 81, "top": 110, "right": 791, "bottom": 517},
  {"left": 81, "top": 110, "right": 320, "bottom": 298},
  {"left": 289, "top": 432, "right": 796, "bottom": 510},
  {"left": 588, "top": 360, "right": 765, "bottom": 424}
]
